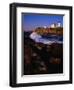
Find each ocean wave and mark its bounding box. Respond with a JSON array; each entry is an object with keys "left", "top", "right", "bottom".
[{"left": 29, "top": 32, "right": 63, "bottom": 45}]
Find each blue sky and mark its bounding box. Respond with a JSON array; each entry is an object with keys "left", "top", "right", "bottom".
[{"left": 22, "top": 13, "right": 63, "bottom": 31}]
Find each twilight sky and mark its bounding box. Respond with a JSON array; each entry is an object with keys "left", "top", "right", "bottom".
[{"left": 22, "top": 13, "right": 63, "bottom": 32}]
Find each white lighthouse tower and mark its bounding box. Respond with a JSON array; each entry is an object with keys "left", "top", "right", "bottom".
[{"left": 57, "top": 23, "right": 61, "bottom": 27}]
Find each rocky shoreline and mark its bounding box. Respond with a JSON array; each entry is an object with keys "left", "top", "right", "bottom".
[{"left": 24, "top": 38, "right": 63, "bottom": 75}]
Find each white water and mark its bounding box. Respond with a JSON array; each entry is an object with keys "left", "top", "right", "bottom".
[{"left": 29, "top": 32, "right": 63, "bottom": 45}]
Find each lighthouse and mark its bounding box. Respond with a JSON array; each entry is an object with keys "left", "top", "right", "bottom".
[
  {"left": 50, "top": 23, "right": 61, "bottom": 28},
  {"left": 57, "top": 23, "right": 61, "bottom": 27}
]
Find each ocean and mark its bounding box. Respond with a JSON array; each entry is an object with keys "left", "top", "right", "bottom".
[{"left": 25, "top": 32, "right": 63, "bottom": 45}]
